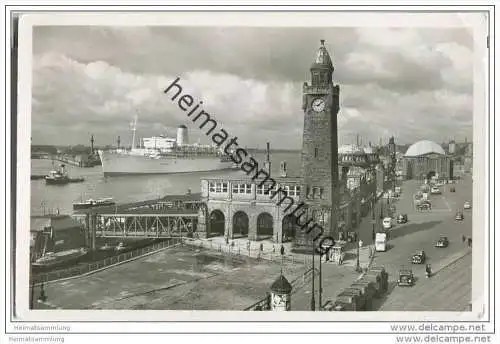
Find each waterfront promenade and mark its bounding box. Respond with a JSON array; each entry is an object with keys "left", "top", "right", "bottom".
[
  {"left": 33, "top": 240, "right": 372, "bottom": 310},
  {"left": 33, "top": 195, "right": 386, "bottom": 311}
]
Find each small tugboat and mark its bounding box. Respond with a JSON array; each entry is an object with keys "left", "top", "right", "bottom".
[
  {"left": 73, "top": 197, "right": 116, "bottom": 210},
  {"left": 45, "top": 164, "right": 85, "bottom": 185},
  {"left": 32, "top": 247, "right": 89, "bottom": 269},
  {"left": 45, "top": 164, "right": 70, "bottom": 185}
]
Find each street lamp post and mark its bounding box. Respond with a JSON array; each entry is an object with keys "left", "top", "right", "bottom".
[
  {"left": 30, "top": 279, "right": 35, "bottom": 309},
  {"left": 310, "top": 244, "right": 315, "bottom": 311},
  {"left": 372, "top": 198, "right": 376, "bottom": 243},
  {"left": 356, "top": 239, "right": 360, "bottom": 272},
  {"left": 319, "top": 249, "right": 323, "bottom": 309}
]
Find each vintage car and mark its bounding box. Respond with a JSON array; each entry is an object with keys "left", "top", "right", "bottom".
[
  {"left": 435, "top": 236, "right": 449, "bottom": 248},
  {"left": 411, "top": 250, "right": 426, "bottom": 264},
  {"left": 397, "top": 214, "right": 408, "bottom": 224},
  {"left": 397, "top": 268, "right": 415, "bottom": 287},
  {"left": 416, "top": 200, "right": 432, "bottom": 211},
  {"left": 464, "top": 201, "right": 472, "bottom": 210},
  {"left": 430, "top": 187, "right": 442, "bottom": 195},
  {"left": 455, "top": 211, "right": 464, "bottom": 221}
]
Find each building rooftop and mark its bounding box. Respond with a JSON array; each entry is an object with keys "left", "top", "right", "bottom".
[
  {"left": 203, "top": 176, "right": 303, "bottom": 183},
  {"left": 270, "top": 274, "right": 293, "bottom": 293},
  {"left": 74, "top": 193, "right": 202, "bottom": 215},
  {"left": 338, "top": 144, "right": 366, "bottom": 155},
  {"left": 310, "top": 39, "right": 333, "bottom": 70},
  {"left": 404, "top": 140, "right": 446, "bottom": 157}
]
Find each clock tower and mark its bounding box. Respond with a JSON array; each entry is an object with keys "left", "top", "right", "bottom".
[{"left": 293, "top": 40, "right": 340, "bottom": 253}]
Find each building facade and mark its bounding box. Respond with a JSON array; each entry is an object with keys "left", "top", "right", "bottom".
[
  {"left": 196, "top": 40, "right": 380, "bottom": 245},
  {"left": 401, "top": 140, "right": 454, "bottom": 180},
  {"left": 197, "top": 177, "right": 302, "bottom": 242}
]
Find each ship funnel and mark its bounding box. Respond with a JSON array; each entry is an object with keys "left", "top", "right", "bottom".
[{"left": 177, "top": 125, "right": 188, "bottom": 146}]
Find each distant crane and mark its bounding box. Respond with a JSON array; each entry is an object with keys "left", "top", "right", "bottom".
[{"left": 130, "top": 111, "right": 139, "bottom": 150}]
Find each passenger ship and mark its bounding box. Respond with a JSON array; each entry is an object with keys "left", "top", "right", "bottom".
[{"left": 99, "top": 117, "right": 237, "bottom": 176}]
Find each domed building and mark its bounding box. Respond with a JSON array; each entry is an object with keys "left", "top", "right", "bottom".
[{"left": 401, "top": 139, "right": 454, "bottom": 180}]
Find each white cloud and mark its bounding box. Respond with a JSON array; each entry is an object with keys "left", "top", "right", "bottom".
[{"left": 31, "top": 26, "right": 474, "bottom": 147}]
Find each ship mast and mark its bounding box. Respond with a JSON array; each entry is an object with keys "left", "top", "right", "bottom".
[{"left": 131, "top": 111, "right": 139, "bottom": 150}]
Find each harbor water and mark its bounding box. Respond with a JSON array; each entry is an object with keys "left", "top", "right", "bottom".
[{"left": 30, "top": 151, "right": 301, "bottom": 215}]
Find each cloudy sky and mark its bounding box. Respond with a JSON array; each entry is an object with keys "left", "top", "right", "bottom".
[{"left": 31, "top": 25, "right": 473, "bottom": 149}]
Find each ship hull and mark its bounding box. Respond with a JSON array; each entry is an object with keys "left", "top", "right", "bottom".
[
  {"left": 99, "top": 150, "right": 238, "bottom": 176},
  {"left": 31, "top": 249, "right": 88, "bottom": 269},
  {"left": 45, "top": 177, "right": 70, "bottom": 185}
]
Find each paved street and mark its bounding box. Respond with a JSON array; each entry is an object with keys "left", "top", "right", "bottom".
[
  {"left": 370, "top": 173, "right": 473, "bottom": 311},
  {"left": 376, "top": 252, "right": 471, "bottom": 311}
]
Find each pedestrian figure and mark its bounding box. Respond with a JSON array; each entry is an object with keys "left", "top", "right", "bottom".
[
  {"left": 225, "top": 236, "right": 229, "bottom": 245},
  {"left": 273, "top": 245, "right": 276, "bottom": 253},
  {"left": 260, "top": 243, "right": 264, "bottom": 252},
  {"left": 359, "top": 239, "right": 363, "bottom": 248},
  {"left": 280, "top": 245, "right": 285, "bottom": 256},
  {"left": 462, "top": 235, "right": 466, "bottom": 244},
  {"left": 231, "top": 241, "right": 235, "bottom": 248},
  {"left": 467, "top": 237, "right": 472, "bottom": 248},
  {"left": 425, "top": 264, "right": 432, "bottom": 278}
]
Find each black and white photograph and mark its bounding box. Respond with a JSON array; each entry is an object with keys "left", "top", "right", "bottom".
[{"left": 5, "top": 5, "right": 495, "bottom": 341}]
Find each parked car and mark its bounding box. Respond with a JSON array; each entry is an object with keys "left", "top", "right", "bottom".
[
  {"left": 397, "top": 268, "right": 415, "bottom": 287},
  {"left": 435, "top": 236, "right": 449, "bottom": 248},
  {"left": 464, "top": 201, "right": 472, "bottom": 210},
  {"left": 411, "top": 250, "right": 426, "bottom": 264},
  {"left": 382, "top": 217, "right": 393, "bottom": 230},
  {"left": 416, "top": 200, "right": 432, "bottom": 211},
  {"left": 430, "top": 187, "right": 441, "bottom": 195},
  {"left": 397, "top": 214, "right": 408, "bottom": 224},
  {"left": 455, "top": 211, "right": 464, "bottom": 221}
]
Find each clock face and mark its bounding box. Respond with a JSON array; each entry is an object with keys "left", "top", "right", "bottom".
[{"left": 312, "top": 98, "right": 326, "bottom": 112}]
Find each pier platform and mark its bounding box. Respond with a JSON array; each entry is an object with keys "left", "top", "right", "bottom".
[{"left": 32, "top": 243, "right": 365, "bottom": 311}]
